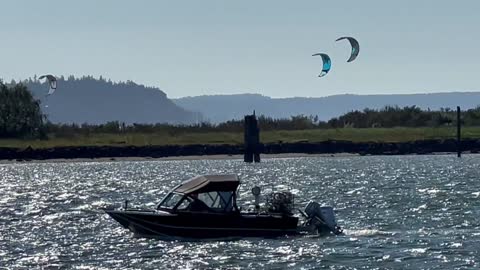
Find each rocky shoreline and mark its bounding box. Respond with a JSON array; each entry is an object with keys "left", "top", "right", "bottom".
[{"left": 1, "top": 139, "right": 480, "bottom": 161}]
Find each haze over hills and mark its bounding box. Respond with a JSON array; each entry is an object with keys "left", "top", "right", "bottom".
[
  {"left": 12, "top": 75, "right": 480, "bottom": 125},
  {"left": 174, "top": 92, "right": 480, "bottom": 123},
  {"left": 22, "top": 76, "right": 201, "bottom": 124}
]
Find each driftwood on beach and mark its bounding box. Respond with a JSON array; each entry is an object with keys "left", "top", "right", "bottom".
[{"left": 1, "top": 139, "right": 480, "bottom": 161}]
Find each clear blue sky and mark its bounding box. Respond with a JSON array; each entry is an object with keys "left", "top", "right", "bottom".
[{"left": 1, "top": 0, "right": 479, "bottom": 98}]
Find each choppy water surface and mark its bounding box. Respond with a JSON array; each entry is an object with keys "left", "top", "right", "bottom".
[{"left": 1, "top": 155, "right": 480, "bottom": 269}]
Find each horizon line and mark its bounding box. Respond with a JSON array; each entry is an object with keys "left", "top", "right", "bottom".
[{"left": 3, "top": 75, "right": 480, "bottom": 100}]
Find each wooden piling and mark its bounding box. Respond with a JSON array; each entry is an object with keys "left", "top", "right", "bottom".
[
  {"left": 244, "top": 111, "right": 260, "bottom": 163},
  {"left": 457, "top": 106, "right": 461, "bottom": 158}
]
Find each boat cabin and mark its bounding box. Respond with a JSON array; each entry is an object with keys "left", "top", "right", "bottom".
[{"left": 157, "top": 174, "right": 240, "bottom": 213}]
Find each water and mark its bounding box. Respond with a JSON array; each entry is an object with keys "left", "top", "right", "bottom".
[{"left": 1, "top": 155, "right": 479, "bottom": 269}]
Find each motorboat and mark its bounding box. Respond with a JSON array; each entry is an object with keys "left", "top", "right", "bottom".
[{"left": 105, "top": 174, "right": 342, "bottom": 239}]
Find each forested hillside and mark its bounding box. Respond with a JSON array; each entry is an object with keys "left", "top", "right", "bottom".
[{"left": 15, "top": 76, "right": 201, "bottom": 124}]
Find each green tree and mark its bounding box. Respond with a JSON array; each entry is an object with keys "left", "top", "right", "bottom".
[{"left": 0, "top": 81, "right": 45, "bottom": 138}]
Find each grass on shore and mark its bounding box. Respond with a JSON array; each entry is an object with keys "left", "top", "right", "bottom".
[{"left": 1, "top": 127, "right": 479, "bottom": 149}]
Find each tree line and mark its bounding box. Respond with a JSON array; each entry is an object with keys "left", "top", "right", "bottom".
[
  {"left": 0, "top": 81, "right": 45, "bottom": 139},
  {"left": 326, "top": 106, "right": 480, "bottom": 128},
  {"left": 1, "top": 81, "right": 480, "bottom": 139},
  {"left": 45, "top": 106, "right": 480, "bottom": 138}
]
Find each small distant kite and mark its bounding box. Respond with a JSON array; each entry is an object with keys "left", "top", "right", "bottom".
[
  {"left": 312, "top": 53, "right": 331, "bottom": 77},
  {"left": 38, "top": 74, "right": 57, "bottom": 95},
  {"left": 335, "top": 36, "right": 360, "bottom": 62}
]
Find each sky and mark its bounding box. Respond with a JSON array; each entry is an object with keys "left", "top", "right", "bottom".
[{"left": 1, "top": 0, "right": 480, "bottom": 98}]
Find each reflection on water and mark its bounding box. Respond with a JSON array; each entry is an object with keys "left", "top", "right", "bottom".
[{"left": 1, "top": 155, "right": 479, "bottom": 269}]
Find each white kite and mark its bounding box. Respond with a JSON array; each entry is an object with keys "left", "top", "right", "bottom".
[{"left": 39, "top": 74, "right": 57, "bottom": 95}]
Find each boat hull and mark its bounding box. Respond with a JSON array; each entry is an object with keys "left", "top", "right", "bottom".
[{"left": 106, "top": 210, "right": 299, "bottom": 239}]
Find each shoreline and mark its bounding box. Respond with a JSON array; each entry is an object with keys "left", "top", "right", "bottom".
[
  {"left": 1, "top": 152, "right": 470, "bottom": 164},
  {"left": 0, "top": 153, "right": 359, "bottom": 164},
  {"left": 1, "top": 139, "right": 479, "bottom": 163}
]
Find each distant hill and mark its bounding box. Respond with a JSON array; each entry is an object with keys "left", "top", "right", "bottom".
[
  {"left": 174, "top": 92, "right": 480, "bottom": 123},
  {"left": 21, "top": 76, "right": 201, "bottom": 124}
]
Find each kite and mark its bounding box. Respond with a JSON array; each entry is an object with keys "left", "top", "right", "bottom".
[
  {"left": 335, "top": 37, "right": 360, "bottom": 62},
  {"left": 312, "top": 53, "right": 331, "bottom": 77},
  {"left": 38, "top": 74, "right": 57, "bottom": 95}
]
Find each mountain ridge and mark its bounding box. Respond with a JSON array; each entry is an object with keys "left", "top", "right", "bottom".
[
  {"left": 20, "top": 76, "right": 200, "bottom": 124},
  {"left": 12, "top": 75, "right": 480, "bottom": 125},
  {"left": 174, "top": 92, "right": 480, "bottom": 123}
]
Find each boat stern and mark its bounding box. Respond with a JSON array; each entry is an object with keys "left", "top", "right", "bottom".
[{"left": 299, "top": 201, "right": 343, "bottom": 235}]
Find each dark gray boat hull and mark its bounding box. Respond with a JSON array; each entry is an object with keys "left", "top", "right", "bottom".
[{"left": 106, "top": 210, "right": 299, "bottom": 239}]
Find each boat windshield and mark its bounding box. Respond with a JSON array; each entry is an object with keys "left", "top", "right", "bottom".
[
  {"left": 193, "top": 191, "right": 234, "bottom": 212},
  {"left": 157, "top": 191, "right": 236, "bottom": 212},
  {"left": 158, "top": 193, "right": 184, "bottom": 209}
]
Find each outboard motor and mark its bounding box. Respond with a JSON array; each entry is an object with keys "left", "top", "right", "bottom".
[{"left": 304, "top": 201, "right": 342, "bottom": 235}]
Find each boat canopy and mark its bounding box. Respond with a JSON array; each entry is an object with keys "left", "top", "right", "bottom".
[{"left": 174, "top": 174, "right": 240, "bottom": 194}]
